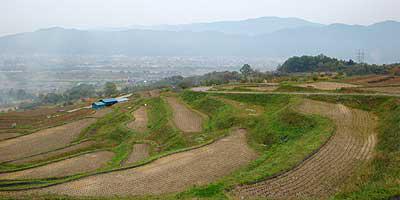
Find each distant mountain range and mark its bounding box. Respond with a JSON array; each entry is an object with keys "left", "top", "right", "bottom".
[
  {"left": 0, "top": 17, "right": 399, "bottom": 64},
  {"left": 100, "top": 17, "right": 325, "bottom": 36}
]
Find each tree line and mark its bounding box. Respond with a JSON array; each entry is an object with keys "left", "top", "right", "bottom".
[{"left": 278, "top": 54, "right": 400, "bottom": 75}]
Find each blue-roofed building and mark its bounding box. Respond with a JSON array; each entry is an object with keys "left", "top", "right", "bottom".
[
  {"left": 92, "top": 102, "right": 106, "bottom": 109},
  {"left": 116, "top": 97, "right": 129, "bottom": 103},
  {"left": 100, "top": 98, "right": 118, "bottom": 106}
]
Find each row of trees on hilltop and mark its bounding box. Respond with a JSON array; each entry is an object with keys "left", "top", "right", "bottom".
[{"left": 278, "top": 54, "right": 399, "bottom": 75}]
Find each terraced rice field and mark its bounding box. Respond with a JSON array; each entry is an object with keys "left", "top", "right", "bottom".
[
  {"left": 191, "top": 86, "right": 213, "bottom": 92},
  {"left": 0, "top": 118, "right": 96, "bottom": 163},
  {"left": 126, "top": 106, "right": 148, "bottom": 132},
  {"left": 344, "top": 75, "right": 400, "bottom": 86},
  {"left": 0, "top": 106, "right": 92, "bottom": 133},
  {"left": 91, "top": 108, "right": 112, "bottom": 118},
  {"left": 22, "top": 129, "right": 257, "bottom": 196},
  {"left": 0, "top": 133, "right": 19, "bottom": 141},
  {"left": 165, "top": 97, "right": 203, "bottom": 133},
  {"left": 9, "top": 141, "right": 95, "bottom": 165},
  {"left": 361, "top": 86, "right": 400, "bottom": 94},
  {"left": 233, "top": 99, "right": 377, "bottom": 199},
  {"left": 123, "top": 144, "right": 150, "bottom": 165},
  {"left": 0, "top": 151, "right": 114, "bottom": 180},
  {"left": 244, "top": 86, "right": 278, "bottom": 92},
  {"left": 298, "top": 82, "right": 359, "bottom": 90},
  {"left": 149, "top": 90, "right": 160, "bottom": 97}
]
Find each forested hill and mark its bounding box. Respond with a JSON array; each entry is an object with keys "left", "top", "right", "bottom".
[{"left": 278, "top": 55, "right": 400, "bottom": 75}]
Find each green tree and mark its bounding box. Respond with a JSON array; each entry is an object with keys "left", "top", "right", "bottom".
[
  {"left": 104, "top": 82, "right": 118, "bottom": 97},
  {"left": 240, "top": 64, "right": 254, "bottom": 80}
]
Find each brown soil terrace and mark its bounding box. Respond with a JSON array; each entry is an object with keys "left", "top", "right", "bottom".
[
  {"left": 123, "top": 144, "right": 150, "bottom": 166},
  {"left": 126, "top": 106, "right": 148, "bottom": 132},
  {"left": 0, "top": 118, "right": 96, "bottom": 163},
  {"left": 165, "top": 97, "right": 203, "bottom": 133},
  {"left": 15, "top": 129, "right": 256, "bottom": 197},
  {"left": 9, "top": 141, "right": 95, "bottom": 165},
  {"left": 0, "top": 151, "right": 114, "bottom": 180},
  {"left": 299, "top": 82, "right": 359, "bottom": 90},
  {"left": 233, "top": 99, "right": 377, "bottom": 200}
]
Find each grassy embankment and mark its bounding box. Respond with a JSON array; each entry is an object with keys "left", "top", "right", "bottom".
[
  {"left": 307, "top": 95, "right": 400, "bottom": 200},
  {"left": 175, "top": 91, "right": 334, "bottom": 199},
  {"left": 0, "top": 94, "right": 220, "bottom": 191},
  {"left": 0, "top": 91, "right": 335, "bottom": 199}
]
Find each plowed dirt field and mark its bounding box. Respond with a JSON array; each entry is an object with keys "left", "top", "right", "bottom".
[
  {"left": 126, "top": 106, "right": 148, "bottom": 132},
  {"left": 0, "top": 118, "right": 96, "bottom": 163},
  {"left": 165, "top": 97, "right": 203, "bottom": 133},
  {"left": 233, "top": 99, "right": 377, "bottom": 199},
  {"left": 20, "top": 129, "right": 256, "bottom": 197},
  {"left": 0, "top": 151, "right": 113, "bottom": 180}
]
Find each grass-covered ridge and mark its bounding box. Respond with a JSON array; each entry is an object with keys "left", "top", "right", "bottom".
[
  {"left": 178, "top": 91, "right": 334, "bottom": 199},
  {"left": 308, "top": 95, "right": 400, "bottom": 200}
]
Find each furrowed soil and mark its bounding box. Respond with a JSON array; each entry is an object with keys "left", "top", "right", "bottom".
[
  {"left": 298, "top": 82, "right": 359, "bottom": 90},
  {"left": 91, "top": 108, "right": 112, "bottom": 118},
  {"left": 123, "top": 144, "right": 150, "bottom": 165},
  {"left": 233, "top": 99, "right": 377, "bottom": 200},
  {"left": 361, "top": 86, "right": 400, "bottom": 94},
  {"left": 126, "top": 106, "right": 148, "bottom": 132},
  {"left": 0, "top": 118, "right": 96, "bottom": 163},
  {"left": 9, "top": 141, "right": 95, "bottom": 165},
  {"left": 0, "top": 151, "right": 114, "bottom": 180},
  {"left": 165, "top": 97, "right": 203, "bottom": 133},
  {"left": 18, "top": 129, "right": 257, "bottom": 197},
  {"left": 0, "top": 106, "right": 92, "bottom": 133},
  {"left": 0, "top": 133, "right": 19, "bottom": 141},
  {"left": 344, "top": 75, "right": 400, "bottom": 86}
]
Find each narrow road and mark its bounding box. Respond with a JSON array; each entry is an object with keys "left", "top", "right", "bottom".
[{"left": 202, "top": 90, "right": 400, "bottom": 97}]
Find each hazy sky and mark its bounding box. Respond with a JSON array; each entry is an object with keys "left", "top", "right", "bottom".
[{"left": 1, "top": 0, "right": 399, "bottom": 36}]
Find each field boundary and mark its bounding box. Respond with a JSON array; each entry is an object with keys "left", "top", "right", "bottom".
[{"left": 0, "top": 127, "right": 235, "bottom": 191}]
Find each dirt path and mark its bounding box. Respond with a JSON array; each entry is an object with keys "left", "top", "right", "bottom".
[
  {"left": 204, "top": 90, "right": 400, "bottom": 97},
  {"left": 9, "top": 141, "right": 95, "bottom": 165},
  {"left": 298, "top": 82, "right": 359, "bottom": 90},
  {"left": 0, "top": 151, "right": 113, "bottom": 180},
  {"left": 123, "top": 144, "right": 150, "bottom": 165},
  {"left": 126, "top": 106, "right": 148, "bottom": 132},
  {"left": 20, "top": 129, "right": 256, "bottom": 197},
  {"left": 0, "top": 118, "right": 96, "bottom": 163},
  {"left": 233, "top": 99, "right": 377, "bottom": 199},
  {"left": 165, "top": 97, "right": 203, "bottom": 133}
]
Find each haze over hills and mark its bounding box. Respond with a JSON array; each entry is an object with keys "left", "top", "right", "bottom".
[
  {"left": 0, "top": 17, "right": 399, "bottom": 64},
  {"left": 107, "top": 16, "right": 325, "bottom": 35}
]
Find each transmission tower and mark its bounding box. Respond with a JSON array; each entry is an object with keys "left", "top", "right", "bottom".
[{"left": 356, "top": 49, "right": 365, "bottom": 64}]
